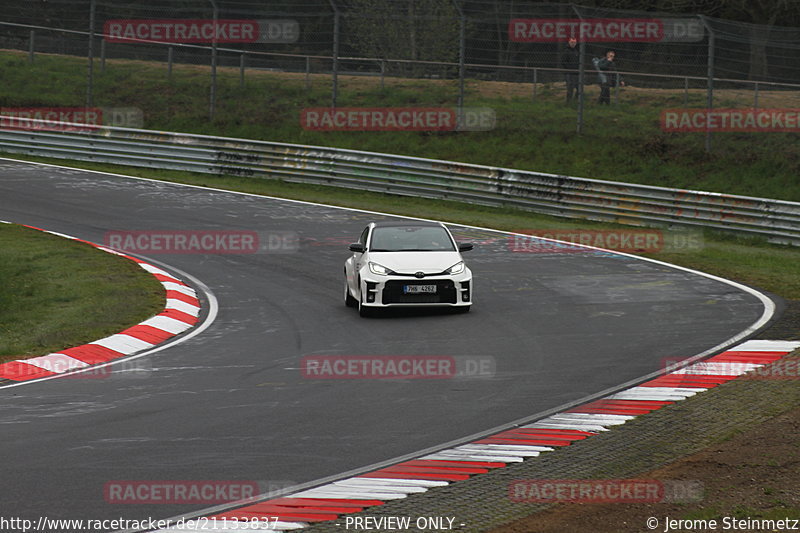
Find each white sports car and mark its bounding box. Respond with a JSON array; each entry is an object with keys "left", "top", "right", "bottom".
[{"left": 344, "top": 221, "right": 473, "bottom": 316}]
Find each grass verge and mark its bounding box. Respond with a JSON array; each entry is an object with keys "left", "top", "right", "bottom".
[
  {"left": 2, "top": 49, "right": 800, "bottom": 201},
  {"left": 0, "top": 222, "right": 164, "bottom": 363}
]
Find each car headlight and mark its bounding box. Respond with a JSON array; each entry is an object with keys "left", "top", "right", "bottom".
[
  {"left": 446, "top": 261, "right": 465, "bottom": 274},
  {"left": 369, "top": 262, "right": 394, "bottom": 275}
]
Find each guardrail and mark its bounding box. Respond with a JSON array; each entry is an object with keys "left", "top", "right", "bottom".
[{"left": 1, "top": 121, "right": 799, "bottom": 245}]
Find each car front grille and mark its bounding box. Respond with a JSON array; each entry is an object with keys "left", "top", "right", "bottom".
[{"left": 382, "top": 280, "right": 457, "bottom": 304}]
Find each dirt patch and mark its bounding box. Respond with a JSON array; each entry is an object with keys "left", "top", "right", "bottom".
[{"left": 491, "top": 406, "right": 800, "bottom": 533}]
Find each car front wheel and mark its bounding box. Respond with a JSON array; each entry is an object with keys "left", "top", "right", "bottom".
[{"left": 345, "top": 278, "right": 357, "bottom": 308}]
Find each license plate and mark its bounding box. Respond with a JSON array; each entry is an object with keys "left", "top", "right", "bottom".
[{"left": 404, "top": 284, "right": 437, "bottom": 294}]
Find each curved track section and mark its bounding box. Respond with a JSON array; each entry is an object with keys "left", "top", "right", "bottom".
[
  {"left": 0, "top": 223, "right": 204, "bottom": 386},
  {"left": 0, "top": 160, "right": 772, "bottom": 525}
]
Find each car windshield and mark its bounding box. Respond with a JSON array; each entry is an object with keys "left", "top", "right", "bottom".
[{"left": 370, "top": 226, "right": 455, "bottom": 252}]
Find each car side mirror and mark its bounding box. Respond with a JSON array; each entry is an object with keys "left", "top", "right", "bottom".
[
  {"left": 349, "top": 242, "right": 365, "bottom": 253},
  {"left": 458, "top": 242, "right": 474, "bottom": 252}
]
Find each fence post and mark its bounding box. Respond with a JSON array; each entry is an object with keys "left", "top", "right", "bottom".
[
  {"left": 28, "top": 30, "right": 35, "bottom": 63},
  {"left": 305, "top": 56, "right": 311, "bottom": 91},
  {"left": 168, "top": 46, "right": 174, "bottom": 80},
  {"left": 380, "top": 60, "right": 386, "bottom": 90},
  {"left": 701, "top": 16, "right": 714, "bottom": 153},
  {"left": 532, "top": 68, "right": 538, "bottom": 101},
  {"left": 575, "top": 5, "right": 585, "bottom": 134},
  {"left": 328, "top": 0, "right": 340, "bottom": 108},
  {"left": 240, "top": 52, "right": 246, "bottom": 88},
  {"left": 454, "top": 0, "right": 466, "bottom": 112},
  {"left": 86, "top": 0, "right": 96, "bottom": 108},
  {"left": 684, "top": 77, "right": 689, "bottom": 105},
  {"left": 209, "top": 0, "right": 218, "bottom": 120},
  {"left": 100, "top": 38, "right": 106, "bottom": 72},
  {"left": 754, "top": 81, "right": 759, "bottom": 109}
]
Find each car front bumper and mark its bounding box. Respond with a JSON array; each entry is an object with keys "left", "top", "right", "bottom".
[{"left": 359, "top": 270, "right": 472, "bottom": 308}]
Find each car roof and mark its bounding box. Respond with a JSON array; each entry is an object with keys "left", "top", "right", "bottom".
[{"left": 371, "top": 220, "right": 444, "bottom": 228}]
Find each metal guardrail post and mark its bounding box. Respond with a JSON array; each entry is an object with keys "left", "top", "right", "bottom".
[
  {"left": 240, "top": 52, "right": 246, "bottom": 88},
  {"left": 305, "top": 57, "right": 311, "bottom": 91},
  {"left": 28, "top": 30, "right": 35, "bottom": 63}
]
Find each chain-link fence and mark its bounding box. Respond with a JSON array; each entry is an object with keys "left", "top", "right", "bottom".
[{"left": 1, "top": 0, "right": 799, "bottom": 151}]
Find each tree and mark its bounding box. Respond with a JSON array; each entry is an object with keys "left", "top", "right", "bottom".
[{"left": 343, "top": 0, "right": 460, "bottom": 75}]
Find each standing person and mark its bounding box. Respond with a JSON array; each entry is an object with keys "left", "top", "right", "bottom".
[
  {"left": 593, "top": 49, "right": 624, "bottom": 105},
  {"left": 560, "top": 37, "right": 580, "bottom": 104}
]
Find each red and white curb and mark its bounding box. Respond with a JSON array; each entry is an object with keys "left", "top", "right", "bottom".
[
  {"left": 0, "top": 223, "right": 201, "bottom": 383},
  {"left": 152, "top": 339, "right": 799, "bottom": 532}
]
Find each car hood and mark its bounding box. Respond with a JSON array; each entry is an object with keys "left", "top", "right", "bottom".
[{"left": 369, "top": 251, "right": 463, "bottom": 274}]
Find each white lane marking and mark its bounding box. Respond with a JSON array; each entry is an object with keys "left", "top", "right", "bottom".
[
  {"left": 357, "top": 477, "right": 450, "bottom": 487},
  {"left": 162, "top": 281, "right": 197, "bottom": 296},
  {"left": 165, "top": 298, "right": 201, "bottom": 315},
  {"left": 672, "top": 362, "right": 762, "bottom": 375},
  {"left": 456, "top": 443, "right": 554, "bottom": 452},
  {"left": 732, "top": 340, "right": 800, "bottom": 351},
  {"left": 91, "top": 334, "right": 154, "bottom": 355},
  {"left": 606, "top": 387, "right": 705, "bottom": 401},
  {"left": 139, "top": 316, "right": 193, "bottom": 335},
  {"left": 290, "top": 488, "right": 407, "bottom": 499},
  {"left": 14, "top": 354, "right": 89, "bottom": 373},
  {"left": 331, "top": 480, "right": 428, "bottom": 494},
  {"left": 422, "top": 450, "right": 529, "bottom": 461},
  {"left": 136, "top": 262, "right": 175, "bottom": 277},
  {"left": 523, "top": 422, "right": 610, "bottom": 432}
]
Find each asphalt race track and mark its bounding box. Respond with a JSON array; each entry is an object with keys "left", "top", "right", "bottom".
[{"left": 0, "top": 160, "right": 771, "bottom": 525}]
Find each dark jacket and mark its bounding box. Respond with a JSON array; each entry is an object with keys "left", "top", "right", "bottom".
[
  {"left": 594, "top": 57, "right": 620, "bottom": 86},
  {"left": 560, "top": 45, "right": 579, "bottom": 71}
]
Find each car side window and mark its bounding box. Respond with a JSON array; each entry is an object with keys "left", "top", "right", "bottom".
[{"left": 359, "top": 227, "right": 369, "bottom": 249}]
